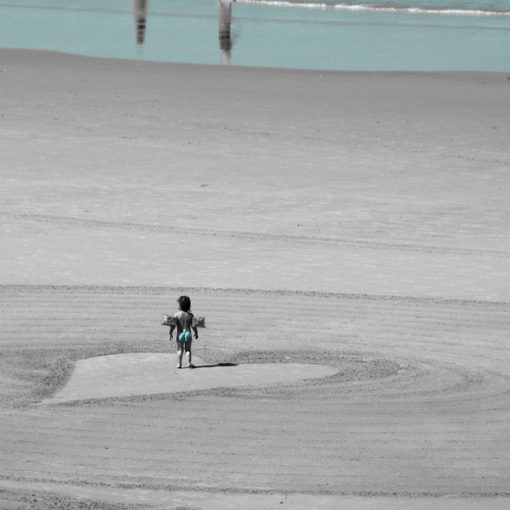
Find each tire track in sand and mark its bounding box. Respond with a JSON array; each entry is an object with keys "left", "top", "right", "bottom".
[{"left": 2, "top": 211, "right": 508, "bottom": 257}]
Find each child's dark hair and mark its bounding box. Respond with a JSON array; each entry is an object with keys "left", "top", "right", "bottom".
[{"left": 177, "top": 295, "right": 191, "bottom": 313}]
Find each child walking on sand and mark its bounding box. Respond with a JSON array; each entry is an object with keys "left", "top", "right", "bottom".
[{"left": 169, "top": 295, "right": 199, "bottom": 369}]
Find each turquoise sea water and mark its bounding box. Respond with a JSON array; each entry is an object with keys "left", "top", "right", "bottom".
[{"left": 0, "top": 0, "right": 509, "bottom": 70}]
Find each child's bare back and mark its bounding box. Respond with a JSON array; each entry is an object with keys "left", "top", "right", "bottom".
[{"left": 173, "top": 310, "right": 194, "bottom": 334}]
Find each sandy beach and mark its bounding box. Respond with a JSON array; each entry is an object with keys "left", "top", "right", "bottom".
[{"left": 0, "top": 49, "right": 509, "bottom": 508}]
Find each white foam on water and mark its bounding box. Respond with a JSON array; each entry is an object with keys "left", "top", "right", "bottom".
[{"left": 238, "top": 0, "right": 510, "bottom": 16}]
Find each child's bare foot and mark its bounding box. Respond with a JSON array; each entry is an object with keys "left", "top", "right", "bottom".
[
  {"left": 189, "top": 363, "right": 196, "bottom": 369},
  {"left": 176, "top": 364, "right": 182, "bottom": 369}
]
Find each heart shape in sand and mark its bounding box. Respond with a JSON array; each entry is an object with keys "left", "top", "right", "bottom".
[{"left": 43, "top": 353, "right": 337, "bottom": 404}]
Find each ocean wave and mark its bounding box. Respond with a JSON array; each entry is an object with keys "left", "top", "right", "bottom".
[{"left": 237, "top": 0, "right": 510, "bottom": 16}]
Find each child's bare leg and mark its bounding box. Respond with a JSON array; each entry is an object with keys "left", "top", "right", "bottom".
[
  {"left": 185, "top": 347, "right": 194, "bottom": 368},
  {"left": 176, "top": 346, "right": 184, "bottom": 368}
]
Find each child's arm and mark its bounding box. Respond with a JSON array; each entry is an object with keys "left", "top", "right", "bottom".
[
  {"left": 169, "top": 324, "right": 176, "bottom": 339},
  {"left": 192, "top": 325, "right": 198, "bottom": 340}
]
